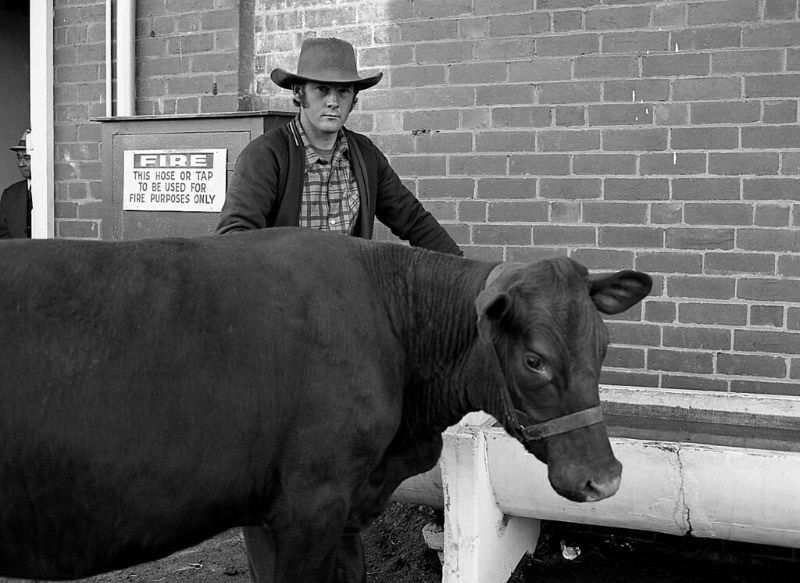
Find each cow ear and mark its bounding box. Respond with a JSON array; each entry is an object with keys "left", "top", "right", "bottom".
[
  {"left": 589, "top": 270, "right": 652, "bottom": 315},
  {"left": 475, "top": 289, "right": 511, "bottom": 343}
]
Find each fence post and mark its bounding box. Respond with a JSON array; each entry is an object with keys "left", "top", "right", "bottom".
[{"left": 440, "top": 413, "right": 540, "bottom": 583}]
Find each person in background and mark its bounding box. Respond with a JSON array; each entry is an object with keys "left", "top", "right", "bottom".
[
  {"left": 0, "top": 129, "right": 32, "bottom": 239},
  {"left": 216, "top": 37, "right": 461, "bottom": 581},
  {"left": 216, "top": 37, "right": 461, "bottom": 256}
]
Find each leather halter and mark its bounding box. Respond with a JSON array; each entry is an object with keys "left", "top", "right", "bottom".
[{"left": 481, "top": 262, "right": 605, "bottom": 442}]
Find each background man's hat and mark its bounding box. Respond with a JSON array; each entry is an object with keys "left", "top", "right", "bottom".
[
  {"left": 271, "top": 38, "right": 383, "bottom": 91},
  {"left": 9, "top": 129, "right": 30, "bottom": 152}
]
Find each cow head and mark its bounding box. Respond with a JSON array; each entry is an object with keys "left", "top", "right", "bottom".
[{"left": 475, "top": 257, "right": 651, "bottom": 503}]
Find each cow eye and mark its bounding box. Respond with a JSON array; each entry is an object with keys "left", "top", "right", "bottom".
[{"left": 524, "top": 354, "right": 545, "bottom": 373}]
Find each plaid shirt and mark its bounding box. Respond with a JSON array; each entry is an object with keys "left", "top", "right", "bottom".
[{"left": 294, "top": 118, "right": 360, "bottom": 234}]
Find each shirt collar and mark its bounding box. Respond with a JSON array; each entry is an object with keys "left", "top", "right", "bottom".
[{"left": 293, "top": 116, "right": 349, "bottom": 163}]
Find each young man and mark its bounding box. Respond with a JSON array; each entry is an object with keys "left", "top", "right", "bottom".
[
  {"left": 0, "top": 129, "right": 32, "bottom": 239},
  {"left": 217, "top": 37, "right": 461, "bottom": 581},
  {"left": 216, "top": 37, "right": 461, "bottom": 256}
]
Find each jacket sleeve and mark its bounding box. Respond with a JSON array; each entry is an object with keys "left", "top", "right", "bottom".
[
  {"left": 371, "top": 147, "right": 462, "bottom": 256},
  {"left": 216, "top": 136, "right": 281, "bottom": 234},
  {"left": 0, "top": 188, "right": 12, "bottom": 239}
]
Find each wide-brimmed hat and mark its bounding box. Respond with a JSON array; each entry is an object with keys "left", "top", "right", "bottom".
[
  {"left": 271, "top": 38, "right": 383, "bottom": 91},
  {"left": 9, "top": 129, "right": 30, "bottom": 152}
]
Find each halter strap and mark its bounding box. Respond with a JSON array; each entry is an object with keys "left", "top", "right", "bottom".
[{"left": 519, "top": 405, "right": 604, "bottom": 442}]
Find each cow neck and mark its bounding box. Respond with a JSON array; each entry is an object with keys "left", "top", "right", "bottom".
[{"left": 379, "top": 248, "right": 492, "bottom": 436}]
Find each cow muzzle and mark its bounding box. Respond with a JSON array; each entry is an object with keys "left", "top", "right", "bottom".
[{"left": 515, "top": 406, "right": 622, "bottom": 503}]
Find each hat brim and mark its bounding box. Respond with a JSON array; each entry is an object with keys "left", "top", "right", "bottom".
[
  {"left": 9, "top": 146, "right": 26, "bottom": 152},
  {"left": 271, "top": 69, "right": 383, "bottom": 91}
]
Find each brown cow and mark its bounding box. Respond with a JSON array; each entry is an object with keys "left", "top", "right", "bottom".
[{"left": 0, "top": 227, "right": 651, "bottom": 582}]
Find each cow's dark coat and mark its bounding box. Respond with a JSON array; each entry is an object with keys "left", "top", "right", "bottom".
[{"left": 0, "top": 228, "right": 650, "bottom": 582}]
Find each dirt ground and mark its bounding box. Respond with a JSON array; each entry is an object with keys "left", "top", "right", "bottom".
[{"left": 3, "top": 503, "right": 796, "bottom": 583}]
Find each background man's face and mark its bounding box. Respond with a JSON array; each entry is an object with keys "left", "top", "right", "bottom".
[{"left": 16, "top": 153, "right": 30, "bottom": 181}]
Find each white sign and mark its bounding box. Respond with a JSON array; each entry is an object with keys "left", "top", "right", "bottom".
[{"left": 123, "top": 149, "right": 227, "bottom": 212}]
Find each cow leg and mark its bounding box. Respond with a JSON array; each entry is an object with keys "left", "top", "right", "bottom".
[
  {"left": 333, "top": 530, "right": 366, "bottom": 583},
  {"left": 242, "top": 526, "right": 277, "bottom": 583}
]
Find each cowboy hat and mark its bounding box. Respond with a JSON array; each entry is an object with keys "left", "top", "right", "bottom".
[
  {"left": 9, "top": 129, "right": 30, "bottom": 152},
  {"left": 271, "top": 38, "right": 383, "bottom": 91}
]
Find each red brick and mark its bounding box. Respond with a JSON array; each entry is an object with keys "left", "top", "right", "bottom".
[
  {"left": 583, "top": 201, "right": 646, "bottom": 224},
  {"left": 450, "top": 155, "right": 507, "bottom": 176},
  {"left": 603, "top": 370, "right": 661, "bottom": 387},
  {"left": 604, "top": 178, "right": 669, "bottom": 201},
  {"left": 399, "top": 20, "right": 459, "bottom": 42},
  {"left": 735, "top": 330, "right": 800, "bottom": 354},
  {"left": 636, "top": 252, "right": 703, "bottom": 274},
  {"left": 488, "top": 201, "right": 548, "bottom": 222},
  {"left": 416, "top": 132, "right": 472, "bottom": 154},
  {"left": 477, "top": 84, "right": 535, "bottom": 106},
  {"left": 459, "top": 201, "right": 488, "bottom": 222},
  {"left": 488, "top": 13, "right": 551, "bottom": 37},
  {"left": 606, "top": 321, "right": 662, "bottom": 347},
  {"left": 474, "top": 224, "right": 532, "bottom": 245},
  {"left": 391, "top": 65, "right": 446, "bottom": 87},
  {"left": 412, "top": 0, "right": 472, "bottom": 18},
  {"left": 709, "top": 153, "right": 780, "bottom": 175},
  {"left": 538, "top": 81, "right": 602, "bottom": 104},
  {"left": 588, "top": 104, "right": 653, "bottom": 126},
  {"left": 668, "top": 275, "right": 736, "bottom": 299},
  {"left": 712, "top": 49, "right": 784, "bottom": 73},
  {"left": 648, "top": 349, "right": 714, "bottom": 374},
  {"left": 640, "top": 153, "right": 707, "bottom": 175},
  {"left": 555, "top": 106, "right": 585, "bottom": 126},
  {"left": 644, "top": 301, "right": 677, "bottom": 323},
  {"left": 655, "top": 104, "right": 690, "bottom": 125},
  {"left": 586, "top": 6, "right": 651, "bottom": 30},
  {"left": 738, "top": 228, "right": 800, "bottom": 251},
  {"left": 475, "top": 38, "right": 535, "bottom": 61},
  {"left": 574, "top": 154, "right": 637, "bottom": 175},
  {"left": 739, "top": 278, "right": 800, "bottom": 302},
  {"left": 663, "top": 326, "right": 732, "bottom": 351},
  {"left": 602, "top": 31, "right": 669, "bottom": 54},
  {"left": 679, "top": 302, "right": 748, "bottom": 325},
  {"left": 571, "top": 248, "right": 635, "bottom": 270},
  {"left": 671, "top": 127, "right": 739, "bottom": 150},
  {"left": 673, "top": 77, "right": 742, "bottom": 101},
  {"left": 539, "top": 130, "right": 601, "bottom": 152},
  {"left": 651, "top": 203, "right": 683, "bottom": 224},
  {"left": 670, "top": 26, "right": 743, "bottom": 50},
  {"left": 575, "top": 56, "right": 638, "bottom": 79},
  {"left": 743, "top": 125, "right": 800, "bottom": 148},
  {"left": 475, "top": 131, "right": 536, "bottom": 152},
  {"left": 509, "top": 154, "right": 571, "bottom": 176},
  {"left": 474, "top": 0, "right": 534, "bottom": 15},
  {"left": 662, "top": 374, "right": 730, "bottom": 391},
  {"left": 507, "top": 246, "right": 568, "bottom": 263},
  {"left": 535, "top": 33, "right": 600, "bottom": 56},
  {"left": 553, "top": 10, "right": 583, "bottom": 32},
  {"left": 509, "top": 59, "right": 572, "bottom": 82},
  {"left": 743, "top": 22, "right": 800, "bottom": 47},
  {"left": 642, "top": 54, "right": 710, "bottom": 77},
  {"left": 533, "top": 224, "right": 596, "bottom": 245},
  {"left": 685, "top": 203, "right": 753, "bottom": 226},
  {"left": 782, "top": 153, "right": 800, "bottom": 174},
  {"left": 755, "top": 203, "right": 791, "bottom": 227},
  {"left": 416, "top": 41, "right": 474, "bottom": 65},
  {"left": 449, "top": 63, "right": 507, "bottom": 84},
  {"left": 744, "top": 178, "right": 800, "bottom": 201},
  {"left": 778, "top": 255, "right": 800, "bottom": 276},
  {"left": 540, "top": 178, "right": 601, "bottom": 199},
  {"left": 391, "top": 155, "right": 446, "bottom": 177},
  {"left": 492, "top": 107, "right": 553, "bottom": 128},
  {"left": 689, "top": 0, "right": 759, "bottom": 24},
  {"left": 751, "top": 304, "right": 785, "bottom": 327},
  {"left": 764, "top": 100, "right": 798, "bottom": 124},
  {"left": 764, "top": 0, "right": 798, "bottom": 19},
  {"left": 672, "top": 177, "right": 741, "bottom": 201},
  {"left": 418, "top": 178, "right": 475, "bottom": 198},
  {"left": 603, "top": 129, "right": 668, "bottom": 152},
  {"left": 690, "top": 101, "right": 761, "bottom": 124},
  {"left": 719, "top": 353, "right": 787, "bottom": 377},
  {"left": 745, "top": 74, "right": 800, "bottom": 98},
  {"left": 604, "top": 80, "right": 670, "bottom": 102},
  {"left": 477, "top": 178, "right": 537, "bottom": 199},
  {"left": 605, "top": 346, "right": 646, "bottom": 369},
  {"left": 666, "top": 228, "right": 735, "bottom": 250},
  {"left": 550, "top": 201, "right": 581, "bottom": 223},
  {"left": 705, "top": 252, "right": 776, "bottom": 274},
  {"left": 599, "top": 226, "right": 663, "bottom": 248}
]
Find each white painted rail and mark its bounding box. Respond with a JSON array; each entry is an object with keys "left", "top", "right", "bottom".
[{"left": 392, "top": 387, "right": 800, "bottom": 583}]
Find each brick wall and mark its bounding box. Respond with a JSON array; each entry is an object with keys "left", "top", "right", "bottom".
[{"left": 250, "top": 0, "right": 800, "bottom": 396}]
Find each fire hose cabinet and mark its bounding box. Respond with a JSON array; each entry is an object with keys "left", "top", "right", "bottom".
[{"left": 98, "top": 111, "right": 293, "bottom": 241}]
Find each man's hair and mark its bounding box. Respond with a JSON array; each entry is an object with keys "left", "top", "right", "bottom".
[{"left": 291, "top": 82, "right": 359, "bottom": 110}]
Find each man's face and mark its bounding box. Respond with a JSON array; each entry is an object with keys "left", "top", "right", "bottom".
[
  {"left": 16, "top": 152, "right": 30, "bottom": 181},
  {"left": 296, "top": 82, "right": 356, "bottom": 140}
]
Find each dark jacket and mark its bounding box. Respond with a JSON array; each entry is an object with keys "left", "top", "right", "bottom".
[
  {"left": 216, "top": 121, "right": 462, "bottom": 255},
  {"left": 0, "top": 180, "right": 31, "bottom": 239}
]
